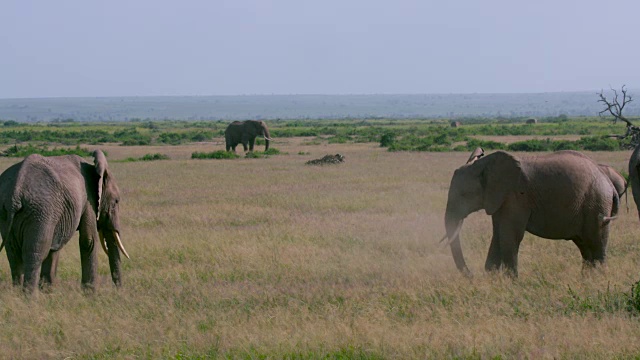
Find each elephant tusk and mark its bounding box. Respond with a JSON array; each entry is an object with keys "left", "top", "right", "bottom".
[
  {"left": 99, "top": 231, "right": 109, "bottom": 256},
  {"left": 438, "top": 233, "right": 448, "bottom": 244},
  {"left": 115, "top": 231, "right": 130, "bottom": 259},
  {"left": 442, "top": 225, "right": 463, "bottom": 247},
  {"left": 264, "top": 136, "right": 272, "bottom": 141}
]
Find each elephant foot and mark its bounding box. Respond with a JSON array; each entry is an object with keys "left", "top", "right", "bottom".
[{"left": 81, "top": 282, "right": 97, "bottom": 294}]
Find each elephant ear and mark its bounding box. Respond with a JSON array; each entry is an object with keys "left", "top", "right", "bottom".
[
  {"left": 93, "top": 150, "right": 108, "bottom": 216},
  {"left": 481, "top": 151, "right": 526, "bottom": 215}
]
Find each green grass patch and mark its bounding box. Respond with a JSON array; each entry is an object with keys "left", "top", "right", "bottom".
[
  {"left": 386, "top": 135, "right": 622, "bottom": 152},
  {"left": 244, "top": 148, "right": 282, "bottom": 158},
  {"left": 1, "top": 144, "right": 93, "bottom": 157},
  {"left": 191, "top": 150, "right": 240, "bottom": 159},
  {"left": 121, "top": 153, "right": 171, "bottom": 162}
]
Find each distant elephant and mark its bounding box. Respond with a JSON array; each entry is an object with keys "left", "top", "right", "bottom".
[
  {"left": 598, "top": 164, "right": 628, "bottom": 198},
  {"left": 0, "top": 150, "right": 129, "bottom": 292},
  {"left": 225, "top": 120, "right": 272, "bottom": 152},
  {"left": 442, "top": 148, "right": 618, "bottom": 277}
]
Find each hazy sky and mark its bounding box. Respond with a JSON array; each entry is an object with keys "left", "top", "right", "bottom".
[{"left": 1, "top": 0, "right": 639, "bottom": 98}]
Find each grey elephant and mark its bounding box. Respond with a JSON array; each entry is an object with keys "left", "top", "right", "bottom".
[
  {"left": 225, "top": 120, "right": 272, "bottom": 152},
  {"left": 0, "top": 150, "right": 129, "bottom": 292},
  {"left": 442, "top": 148, "right": 619, "bottom": 277}
]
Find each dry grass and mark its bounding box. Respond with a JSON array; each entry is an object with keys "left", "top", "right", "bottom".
[{"left": 0, "top": 141, "right": 639, "bottom": 358}]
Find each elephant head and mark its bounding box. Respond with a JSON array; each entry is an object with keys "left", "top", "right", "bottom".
[
  {"left": 443, "top": 148, "right": 526, "bottom": 275},
  {"left": 252, "top": 120, "right": 271, "bottom": 151},
  {"left": 94, "top": 150, "right": 129, "bottom": 286}
]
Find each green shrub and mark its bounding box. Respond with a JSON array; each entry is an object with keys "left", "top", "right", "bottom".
[
  {"left": 141, "top": 153, "right": 170, "bottom": 161},
  {"left": 507, "top": 139, "right": 554, "bottom": 152},
  {"left": 191, "top": 151, "right": 240, "bottom": 159},
  {"left": 466, "top": 138, "right": 506, "bottom": 150},
  {"left": 1, "top": 144, "right": 92, "bottom": 157},
  {"left": 3, "top": 120, "right": 21, "bottom": 127},
  {"left": 327, "top": 135, "right": 350, "bottom": 144},
  {"left": 380, "top": 132, "right": 395, "bottom": 147},
  {"left": 576, "top": 136, "right": 620, "bottom": 151}
]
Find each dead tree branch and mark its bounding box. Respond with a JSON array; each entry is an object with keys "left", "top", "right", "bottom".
[
  {"left": 598, "top": 85, "right": 634, "bottom": 126},
  {"left": 599, "top": 86, "right": 639, "bottom": 148}
]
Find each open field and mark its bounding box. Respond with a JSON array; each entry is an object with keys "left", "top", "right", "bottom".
[{"left": 0, "top": 138, "right": 639, "bottom": 358}]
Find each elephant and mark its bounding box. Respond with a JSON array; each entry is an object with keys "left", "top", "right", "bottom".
[
  {"left": 599, "top": 164, "right": 628, "bottom": 198},
  {"left": 224, "top": 120, "right": 272, "bottom": 152},
  {"left": 0, "top": 150, "right": 129, "bottom": 292},
  {"left": 442, "top": 148, "right": 619, "bottom": 277},
  {"left": 629, "top": 146, "right": 640, "bottom": 220}
]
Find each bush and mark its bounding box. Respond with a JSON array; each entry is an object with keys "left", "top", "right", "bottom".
[
  {"left": 327, "top": 135, "right": 350, "bottom": 144},
  {"left": 3, "top": 120, "right": 21, "bottom": 127},
  {"left": 507, "top": 139, "right": 554, "bottom": 152},
  {"left": 121, "top": 153, "right": 170, "bottom": 162},
  {"left": 466, "top": 138, "right": 506, "bottom": 151},
  {"left": 380, "top": 132, "right": 395, "bottom": 147},
  {"left": 1, "top": 144, "right": 92, "bottom": 157},
  {"left": 576, "top": 136, "right": 620, "bottom": 151},
  {"left": 141, "top": 153, "right": 170, "bottom": 161},
  {"left": 191, "top": 151, "right": 240, "bottom": 159}
]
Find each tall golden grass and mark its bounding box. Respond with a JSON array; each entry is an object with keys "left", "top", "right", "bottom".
[{"left": 0, "top": 139, "right": 639, "bottom": 358}]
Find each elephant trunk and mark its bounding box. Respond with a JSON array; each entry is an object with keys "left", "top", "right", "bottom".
[
  {"left": 445, "top": 209, "right": 471, "bottom": 277},
  {"left": 100, "top": 230, "right": 126, "bottom": 286}
]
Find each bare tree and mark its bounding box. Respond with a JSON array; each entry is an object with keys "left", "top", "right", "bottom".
[{"left": 600, "top": 85, "right": 639, "bottom": 148}]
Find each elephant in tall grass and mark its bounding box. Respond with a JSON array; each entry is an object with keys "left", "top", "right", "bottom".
[
  {"left": 225, "top": 120, "right": 272, "bottom": 152},
  {"left": 0, "top": 150, "right": 129, "bottom": 292},
  {"left": 442, "top": 148, "right": 619, "bottom": 277}
]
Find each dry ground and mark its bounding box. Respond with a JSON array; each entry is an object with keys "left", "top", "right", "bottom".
[{"left": 0, "top": 138, "right": 638, "bottom": 358}]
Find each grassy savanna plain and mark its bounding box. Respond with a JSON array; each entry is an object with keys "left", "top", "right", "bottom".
[{"left": 0, "top": 120, "right": 640, "bottom": 358}]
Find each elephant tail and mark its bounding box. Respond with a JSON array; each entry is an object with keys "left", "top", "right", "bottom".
[
  {"left": 602, "top": 190, "right": 620, "bottom": 224},
  {"left": 621, "top": 181, "right": 629, "bottom": 213},
  {"left": 0, "top": 197, "right": 22, "bottom": 253}
]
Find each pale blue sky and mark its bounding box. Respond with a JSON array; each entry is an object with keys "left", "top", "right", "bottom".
[{"left": 1, "top": 0, "right": 639, "bottom": 98}]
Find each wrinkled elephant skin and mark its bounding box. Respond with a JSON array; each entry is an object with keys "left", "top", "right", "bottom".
[
  {"left": 0, "top": 150, "right": 129, "bottom": 293},
  {"left": 444, "top": 149, "right": 619, "bottom": 277}
]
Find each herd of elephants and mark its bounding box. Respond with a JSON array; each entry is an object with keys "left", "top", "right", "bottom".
[{"left": 0, "top": 119, "right": 638, "bottom": 293}]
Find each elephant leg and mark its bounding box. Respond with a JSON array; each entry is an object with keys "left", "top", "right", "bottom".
[
  {"left": 40, "top": 250, "right": 60, "bottom": 290},
  {"left": 5, "top": 247, "right": 24, "bottom": 286},
  {"left": 485, "top": 221, "right": 502, "bottom": 272},
  {"left": 574, "top": 226, "right": 608, "bottom": 270},
  {"left": 79, "top": 212, "right": 98, "bottom": 291},
  {"left": 21, "top": 226, "right": 53, "bottom": 293},
  {"left": 242, "top": 142, "right": 248, "bottom": 151},
  {"left": 249, "top": 138, "right": 255, "bottom": 151},
  {"left": 22, "top": 251, "right": 46, "bottom": 293},
  {"left": 493, "top": 207, "right": 528, "bottom": 277}
]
